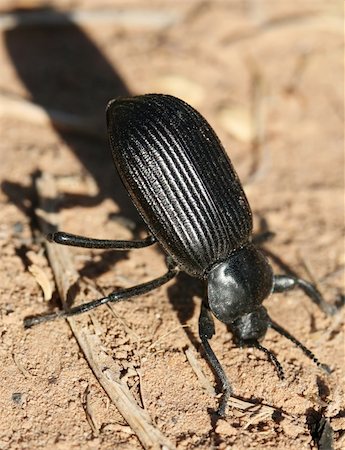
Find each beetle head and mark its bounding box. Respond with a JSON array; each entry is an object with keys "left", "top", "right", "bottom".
[
  {"left": 207, "top": 244, "right": 273, "bottom": 343},
  {"left": 228, "top": 306, "right": 269, "bottom": 344}
]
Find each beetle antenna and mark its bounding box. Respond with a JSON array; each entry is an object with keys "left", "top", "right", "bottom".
[
  {"left": 252, "top": 341, "right": 285, "bottom": 380},
  {"left": 269, "top": 320, "right": 331, "bottom": 374}
]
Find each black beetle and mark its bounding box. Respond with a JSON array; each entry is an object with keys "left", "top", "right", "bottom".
[{"left": 25, "top": 94, "right": 335, "bottom": 416}]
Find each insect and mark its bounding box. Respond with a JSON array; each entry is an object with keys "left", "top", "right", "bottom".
[{"left": 25, "top": 94, "right": 335, "bottom": 416}]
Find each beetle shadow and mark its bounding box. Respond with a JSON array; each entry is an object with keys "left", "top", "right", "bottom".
[
  {"left": 2, "top": 6, "right": 147, "bottom": 279},
  {"left": 2, "top": 6, "right": 141, "bottom": 219},
  {"left": 167, "top": 272, "right": 204, "bottom": 348}
]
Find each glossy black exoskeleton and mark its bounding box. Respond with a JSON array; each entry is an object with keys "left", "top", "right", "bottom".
[{"left": 25, "top": 94, "right": 336, "bottom": 416}]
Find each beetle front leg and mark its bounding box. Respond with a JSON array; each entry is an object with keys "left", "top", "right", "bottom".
[
  {"left": 273, "top": 275, "right": 337, "bottom": 316},
  {"left": 199, "top": 302, "right": 232, "bottom": 417}
]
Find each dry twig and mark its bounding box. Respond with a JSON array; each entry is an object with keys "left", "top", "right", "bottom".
[
  {"left": 0, "top": 92, "right": 103, "bottom": 137},
  {"left": 0, "top": 8, "right": 182, "bottom": 31},
  {"left": 244, "top": 60, "right": 268, "bottom": 185},
  {"left": 184, "top": 347, "right": 216, "bottom": 397}
]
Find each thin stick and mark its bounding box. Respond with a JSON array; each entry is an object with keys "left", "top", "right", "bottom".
[
  {"left": 148, "top": 325, "right": 189, "bottom": 350},
  {"left": 0, "top": 9, "right": 182, "bottom": 31},
  {"left": 184, "top": 347, "right": 216, "bottom": 396},
  {"left": 244, "top": 60, "right": 268, "bottom": 185},
  {"left": 34, "top": 173, "right": 175, "bottom": 450},
  {"left": 0, "top": 92, "right": 103, "bottom": 137}
]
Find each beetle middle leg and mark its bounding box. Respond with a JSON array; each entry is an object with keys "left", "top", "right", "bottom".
[
  {"left": 273, "top": 274, "right": 337, "bottom": 316},
  {"left": 199, "top": 302, "right": 232, "bottom": 417},
  {"left": 24, "top": 265, "right": 178, "bottom": 328}
]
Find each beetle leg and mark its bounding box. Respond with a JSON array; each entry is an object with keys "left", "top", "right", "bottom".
[
  {"left": 251, "top": 230, "right": 275, "bottom": 246},
  {"left": 272, "top": 275, "right": 336, "bottom": 316},
  {"left": 199, "top": 302, "right": 232, "bottom": 417},
  {"left": 24, "top": 266, "right": 178, "bottom": 328},
  {"left": 47, "top": 231, "right": 156, "bottom": 249}
]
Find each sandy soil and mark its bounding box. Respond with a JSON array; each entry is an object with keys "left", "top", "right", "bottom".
[{"left": 0, "top": 1, "right": 344, "bottom": 449}]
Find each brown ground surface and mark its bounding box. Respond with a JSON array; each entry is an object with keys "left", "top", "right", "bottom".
[{"left": 0, "top": 1, "right": 344, "bottom": 449}]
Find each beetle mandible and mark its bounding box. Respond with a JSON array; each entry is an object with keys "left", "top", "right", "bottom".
[{"left": 25, "top": 94, "right": 336, "bottom": 416}]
